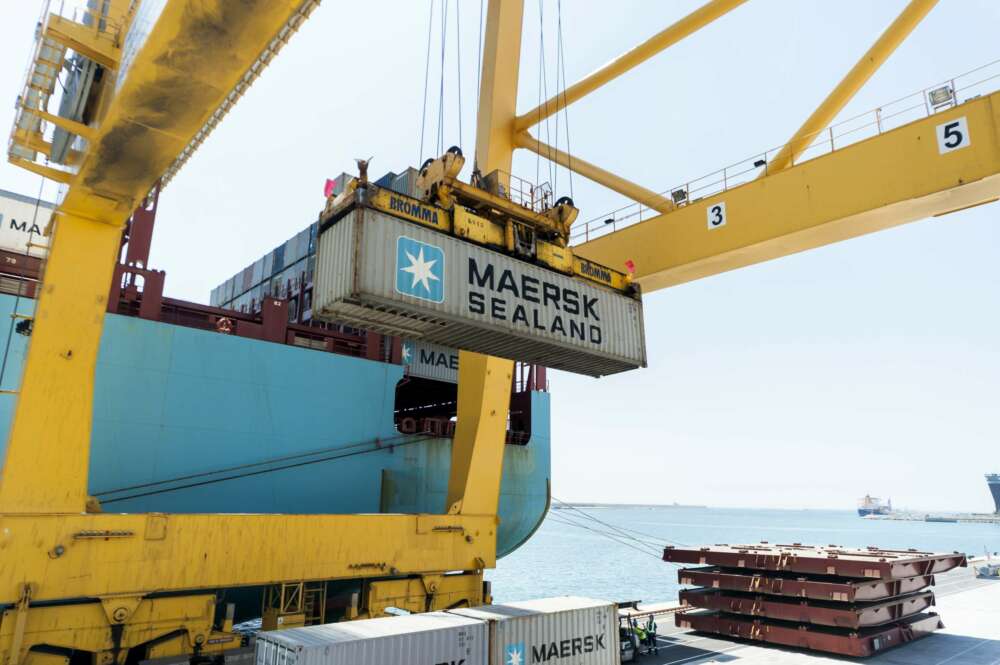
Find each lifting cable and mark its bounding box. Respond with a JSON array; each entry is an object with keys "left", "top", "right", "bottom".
[
  {"left": 555, "top": 0, "right": 574, "bottom": 200},
  {"left": 0, "top": 173, "right": 46, "bottom": 392},
  {"left": 549, "top": 496, "right": 689, "bottom": 564},
  {"left": 94, "top": 431, "right": 438, "bottom": 504},
  {"left": 473, "top": 0, "right": 485, "bottom": 171},
  {"left": 436, "top": 0, "right": 449, "bottom": 156},
  {"left": 418, "top": 0, "right": 436, "bottom": 165},
  {"left": 455, "top": 0, "right": 463, "bottom": 151}
]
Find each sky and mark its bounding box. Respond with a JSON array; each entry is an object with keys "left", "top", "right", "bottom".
[{"left": 1, "top": 1, "right": 998, "bottom": 512}]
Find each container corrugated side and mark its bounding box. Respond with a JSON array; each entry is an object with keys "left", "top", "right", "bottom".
[
  {"left": 312, "top": 207, "right": 646, "bottom": 377},
  {"left": 451, "top": 597, "right": 618, "bottom": 665},
  {"left": 254, "top": 611, "right": 486, "bottom": 665}
]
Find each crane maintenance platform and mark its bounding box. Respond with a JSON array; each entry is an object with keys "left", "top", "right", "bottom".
[{"left": 640, "top": 565, "right": 1000, "bottom": 664}]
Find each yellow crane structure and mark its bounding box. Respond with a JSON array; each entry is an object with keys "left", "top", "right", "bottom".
[{"left": 2, "top": 0, "right": 999, "bottom": 664}]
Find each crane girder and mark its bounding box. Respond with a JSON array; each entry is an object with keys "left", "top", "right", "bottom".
[{"left": 574, "top": 91, "right": 1000, "bottom": 292}]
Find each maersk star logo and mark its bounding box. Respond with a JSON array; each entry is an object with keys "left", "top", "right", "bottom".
[
  {"left": 401, "top": 341, "right": 413, "bottom": 364},
  {"left": 505, "top": 643, "right": 525, "bottom": 665},
  {"left": 395, "top": 235, "right": 444, "bottom": 303}
]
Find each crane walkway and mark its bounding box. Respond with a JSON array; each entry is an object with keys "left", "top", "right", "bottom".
[{"left": 643, "top": 566, "right": 1000, "bottom": 665}]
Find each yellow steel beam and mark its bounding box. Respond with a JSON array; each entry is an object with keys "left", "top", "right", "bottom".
[
  {"left": 514, "top": 0, "right": 748, "bottom": 132},
  {"left": 43, "top": 14, "right": 120, "bottom": 70},
  {"left": 0, "top": 212, "right": 121, "bottom": 512},
  {"left": 515, "top": 130, "right": 673, "bottom": 212},
  {"left": 575, "top": 90, "right": 1000, "bottom": 292},
  {"left": 446, "top": 0, "right": 524, "bottom": 521},
  {"left": 6, "top": 157, "right": 73, "bottom": 185},
  {"left": 28, "top": 108, "right": 96, "bottom": 143},
  {"left": 474, "top": 0, "right": 525, "bottom": 174},
  {"left": 447, "top": 352, "right": 514, "bottom": 515},
  {"left": 765, "top": 0, "right": 938, "bottom": 175},
  {"left": 1, "top": 0, "right": 321, "bottom": 514},
  {"left": 0, "top": 512, "right": 496, "bottom": 604}
]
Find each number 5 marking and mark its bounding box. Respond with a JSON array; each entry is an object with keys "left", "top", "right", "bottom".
[
  {"left": 707, "top": 202, "right": 727, "bottom": 230},
  {"left": 936, "top": 117, "right": 971, "bottom": 154}
]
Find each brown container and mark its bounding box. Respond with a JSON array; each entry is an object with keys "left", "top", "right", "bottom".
[
  {"left": 679, "top": 588, "right": 935, "bottom": 629},
  {"left": 663, "top": 543, "right": 967, "bottom": 579},
  {"left": 678, "top": 565, "right": 936, "bottom": 602},
  {"left": 675, "top": 610, "right": 942, "bottom": 657}
]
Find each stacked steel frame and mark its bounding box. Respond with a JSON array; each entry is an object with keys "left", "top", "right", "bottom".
[{"left": 666, "top": 543, "right": 967, "bottom": 658}]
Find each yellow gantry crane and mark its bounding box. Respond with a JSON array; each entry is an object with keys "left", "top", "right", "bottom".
[{"left": 2, "top": 0, "right": 999, "bottom": 664}]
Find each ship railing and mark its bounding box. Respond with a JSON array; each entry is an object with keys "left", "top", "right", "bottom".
[{"left": 571, "top": 57, "right": 1000, "bottom": 244}]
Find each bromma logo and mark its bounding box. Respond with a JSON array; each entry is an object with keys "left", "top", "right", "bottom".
[{"left": 388, "top": 194, "right": 442, "bottom": 227}]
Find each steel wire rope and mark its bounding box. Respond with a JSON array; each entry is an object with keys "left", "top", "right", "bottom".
[
  {"left": 544, "top": 513, "right": 665, "bottom": 561},
  {"left": 99, "top": 433, "right": 439, "bottom": 504},
  {"left": 437, "top": 0, "right": 449, "bottom": 155},
  {"left": 94, "top": 434, "right": 433, "bottom": 497},
  {"left": 0, "top": 174, "right": 46, "bottom": 391},
  {"left": 552, "top": 496, "right": 689, "bottom": 547},
  {"left": 548, "top": 508, "right": 666, "bottom": 553},
  {"left": 537, "top": 0, "right": 555, "bottom": 196},
  {"left": 556, "top": 0, "right": 573, "bottom": 200},
  {"left": 418, "top": 0, "right": 436, "bottom": 165},
  {"left": 473, "top": 0, "right": 484, "bottom": 171},
  {"left": 546, "top": 510, "right": 662, "bottom": 552},
  {"left": 455, "top": 0, "right": 462, "bottom": 151}
]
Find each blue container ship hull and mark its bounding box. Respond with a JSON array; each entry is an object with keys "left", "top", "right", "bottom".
[{"left": 0, "top": 294, "right": 551, "bottom": 559}]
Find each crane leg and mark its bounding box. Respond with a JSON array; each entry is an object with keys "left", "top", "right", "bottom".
[{"left": 0, "top": 210, "right": 123, "bottom": 514}]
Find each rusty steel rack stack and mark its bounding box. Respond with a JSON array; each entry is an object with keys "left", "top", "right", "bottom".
[{"left": 665, "top": 543, "right": 968, "bottom": 658}]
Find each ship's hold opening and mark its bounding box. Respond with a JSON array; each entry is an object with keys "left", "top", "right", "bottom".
[{"left": 392, "top": 361, "right": 544, "bottom": 445}]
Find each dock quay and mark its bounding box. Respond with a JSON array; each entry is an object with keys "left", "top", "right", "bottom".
[{"left": 639, "top": 566, "right": 1000, "bottom": 664}]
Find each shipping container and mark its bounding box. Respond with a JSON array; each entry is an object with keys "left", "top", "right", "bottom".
[
  {"left": 390, "top": 168, "right": 425, "bottom": 200},
  {"left": 312, "top": 207, "right": 646, "bottom": 377},
  {"left": 254, "top": 611, "right": 487, "bottom": 665},
  {"left": 326, "top": 172, "right": 354, "bottom": 198},
  {"left": 272, "top": 244, "right": 286, "bottom": 275},
  {"left": 402, "top": 339, "right": 460, "bottom": 382},
  {"left": 374, "top": 171, "right": 397, "bottom": 188},
  {"left": 251, "top": 258, "right": 265, "bottom": 288},
  {"left": 451, "top": 597, "right": 618, "bottom": 665},
  {"left": 0, "top": 188, "right": 54, "bottom": 258}
]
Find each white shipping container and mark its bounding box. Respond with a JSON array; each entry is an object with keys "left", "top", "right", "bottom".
[
  {"left": 312, "top": 204, "right": 646, "bottom": 377},
  {"left": 451, "top": 597, "right": 619, "bottom": 665},
  {"left": 402, "top": 339, "right": 460, "bottom": 383},
  {"left": 0, "top": 189, "right": 54, "bottom": 258},
  {"left": 254, "top": 611, "right": 487, "bottom": 665}
]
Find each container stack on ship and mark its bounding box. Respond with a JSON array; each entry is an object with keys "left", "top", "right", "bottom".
[{"left": 666, "top": 543, "right": 968, "bottom": 658}]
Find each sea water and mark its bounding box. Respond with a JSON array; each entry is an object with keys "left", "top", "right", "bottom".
[{"left": 485, "top": 506, "right": 1000, "bottom": 603}]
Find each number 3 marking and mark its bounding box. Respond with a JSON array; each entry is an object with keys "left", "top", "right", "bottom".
[
  {"left": 936, "top": 117, "right": 971, "bottom": 154},
  {"left": 707, "top": 202, "right": 727, "bottom": 230}
]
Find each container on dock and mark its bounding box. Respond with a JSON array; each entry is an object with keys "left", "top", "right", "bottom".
[
  {"left": 676, "top": 610, "right": 943, "bottom": 658},
  {"left": 450, "top": 597, "right": 619, "bottom": 665},
  {"left": 677, "top": 566, "right": 936, "bottom": 602},
  {"left": 663, "top": 544, "right": 967, "bottom": 579},
  {"left": 679, "top": 588, "right": 936, "bottom": 629},
  {"left": 312, "top": 205, "right": 646, "bottom": 377},
  {"left": 254, "top": 611, "right": 487, "bottom": 665}
]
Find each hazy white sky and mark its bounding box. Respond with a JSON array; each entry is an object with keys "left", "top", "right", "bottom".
[{"left": 1, "top": 1, "right": 998, "bottom": 511}]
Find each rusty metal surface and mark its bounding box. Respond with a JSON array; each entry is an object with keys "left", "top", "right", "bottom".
[
  {"left": 663, "top": 543, "right": 967, "bottom": 579},
  {"left": 679, "top": 588, "right": 936, "bottom": 629},
  {"left": 678, "top": 566, "right": 937, "bottom": 602},
  {"left": 675, "top": 610, "right": 943, "bottom": 657}
]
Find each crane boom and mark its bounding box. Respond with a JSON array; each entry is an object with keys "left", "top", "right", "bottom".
[{"left": 574, "top": 90, "right": 1000, "bottom": 292}]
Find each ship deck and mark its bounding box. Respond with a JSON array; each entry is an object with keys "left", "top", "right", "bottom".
[{"left": 644, "top": 566, "right": 1000, "bottom": 664}]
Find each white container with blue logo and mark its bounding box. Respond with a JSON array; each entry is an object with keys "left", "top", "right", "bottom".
[
  {"left": 254, "top": 611, "right": 487, "bottom": 665},
  {"left": 450, "top": 597, "right": 619, "bottom": 665},
  {"left": 312, "top": 198, "right": 646, "bottom": 377}
]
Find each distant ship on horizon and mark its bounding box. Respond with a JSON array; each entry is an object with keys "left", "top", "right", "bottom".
[{"left": 857, "top": 494, "right": 892, "bottom": 517}]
